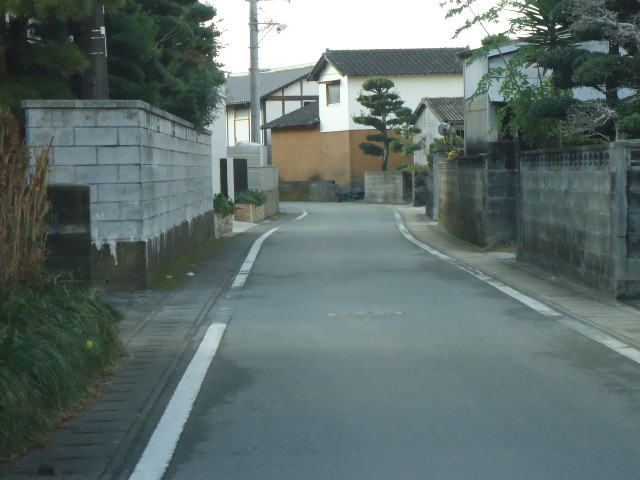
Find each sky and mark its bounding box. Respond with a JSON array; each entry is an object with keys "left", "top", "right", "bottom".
[{"left": 207, "top": 0, "right": 505, "bottom": 74}]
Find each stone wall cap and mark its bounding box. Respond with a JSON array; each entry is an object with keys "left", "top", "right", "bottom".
[{"left": 21, "top": 99, "right": 211, "bottom": 135}]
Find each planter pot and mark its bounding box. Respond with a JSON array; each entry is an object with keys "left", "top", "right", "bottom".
[
  {"left": 234, "top": 203, "right": 265, "bottom": 223},
  {"left": 213, "top": 212, "right": 233, "bottom": 238}
]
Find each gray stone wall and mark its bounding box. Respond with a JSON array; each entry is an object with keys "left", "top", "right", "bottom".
[
  {"left": 438, "top": 142, "right": 516, "bottom": 247},
  {"left": 517, "top": 142, "right": 640, "bottom": 297},
  {"left": 248, "top": 165, "right": 279, "bottom": 217},
  {"left": 364, "top": 171, "right": 404, "bottom": 204},
  {"left": 23, "top": 100, "right": 213, "bottom": 290},
  {"left": 279, "top": 180, "right": 339, "bottom": 202}
]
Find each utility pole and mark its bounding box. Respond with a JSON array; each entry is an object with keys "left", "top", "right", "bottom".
[
  {"left": 249, "top": 0, "right": 261, "bottom": 144},
  {"left": 80, "top": 4, "right": 109, "bottom": 100}
]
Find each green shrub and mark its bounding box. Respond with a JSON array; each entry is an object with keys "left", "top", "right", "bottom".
[
  {"left": 212, "top": 194, "right": 234, "bottom": 217},
  {"left": 235, "top": 189, "right": 267, "bottom": 206},
  {"left": 0, "top": 281, "right": 121, "bottom": 459}
]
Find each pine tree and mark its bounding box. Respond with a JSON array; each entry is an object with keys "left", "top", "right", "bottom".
[
  {"left": 352, "top": 77, "right": 420, "bottom": 171},
  {"left": 445, "top": 0, "right": 640, "bottom": 143},
  {"left": 0, "top": 0, "right": 123, "bottom": 115},
  {"left": 106, "top": 0, "right": 225, "bottom": 129}
]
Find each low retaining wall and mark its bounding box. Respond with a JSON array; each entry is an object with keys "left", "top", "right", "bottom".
[
  {"left": 279, "top": 180, "right": 339, "bottom": 202},
  {"left": 439, "top": 142, "right": 516, "bottom": 247},
  {"left": 235, "top": 203, "right": 265, "bottom": 223},
  {"left": 24, "top": 99, "right": 213, "bottom": 290},
  {"left": 214, "top": 213, "right": 233, "bottom": 238},
  {"left": 248, "top": 165, "right": 279, "bottom": 217},
  {"left": 518, "top": 141, "right": 640, "bottom": 297},
  {"left": 364, "top": 171, "right": 404, "bottom": 204}
]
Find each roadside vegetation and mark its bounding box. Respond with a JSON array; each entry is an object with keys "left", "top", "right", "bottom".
[
  {"left": 213, "top": 193, "right": 235, "bottom": 217},
  {"left": 352, "top": 77, "right": 421, "bottom": 171},
  {"left": 444, "top": 0, "right": 640, "bottom": 148},
  {"left": 0, "top": 111, "right": 120, "bottom": 460},
  {"left": 0, "top": 0, "right": 224, "bottom": 129},
  {"left": 235, "top": 189, "right": 267, "bottom": 206}
]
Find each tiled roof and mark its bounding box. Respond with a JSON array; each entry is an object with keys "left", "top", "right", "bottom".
[
  {"left": 226, "top": 64, "right": 315, "bottom": 105},
  {"left": 261, "top": 102, "right": 319, "bottom": 130},
  {"left": 308, "top": 48, "right": 467, "bottom": 80},
  {"left": 417, "top": 97, "right": 464, "bottom": 123}
]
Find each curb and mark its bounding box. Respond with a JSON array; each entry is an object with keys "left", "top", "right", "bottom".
[{"left": 394, "top": 206, "right": 640, "bottom": 352}]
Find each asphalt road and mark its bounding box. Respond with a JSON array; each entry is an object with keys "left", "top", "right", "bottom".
[{"left": 161, "top": 203, "right": 640, "bottom": 479}]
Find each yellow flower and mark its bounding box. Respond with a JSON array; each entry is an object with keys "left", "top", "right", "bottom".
[{"left": 86, "top": 340, "right": 94, "bottom": 349}]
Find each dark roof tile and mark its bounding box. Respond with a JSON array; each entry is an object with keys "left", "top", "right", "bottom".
[
  {"left": 309, "top": 48, "right": 467, "bottom": 80},
  {"left": 418, "top": 97, "right": 464, "bottom": 123},
  {"left": 261, "top": 102, "right": 319, "bottom": 130},
  {"left": 226, "top": 65, "right": 314, "bottom": 105}
]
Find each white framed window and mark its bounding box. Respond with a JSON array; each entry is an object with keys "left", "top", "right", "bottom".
[{"left": 326, "top": 81, "right": 340, "bottom": 105}]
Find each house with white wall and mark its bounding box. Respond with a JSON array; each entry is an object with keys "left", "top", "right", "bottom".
[
  {"left": 413, "top": 97, "right": 464, "bottom": 165},
  {"left": 225, "top": 64, "right": 319, "bottom": 148},
  {"left": 460, "top": 40, "right": 620, "bottom": 154},
  {"left": 265, "top": 48, "right": 466, "bottom": 190}
]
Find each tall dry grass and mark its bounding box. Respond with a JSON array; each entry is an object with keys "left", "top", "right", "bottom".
[{"left": 0, "top": 110, "right": 51, "bottom": 291}]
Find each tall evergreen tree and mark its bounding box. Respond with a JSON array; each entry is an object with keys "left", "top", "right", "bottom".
[
  {"left": 0, "top": 0, "right": 123, "bottom": 115},
  {"left": 106, "top": 0, "right": 225, "bottom": 129},
  {"left": 352, "top": 77, "right": 419, "bottom": 171},
  {"left": 445, "top": 0, "right": 640, "bottom": 143}
]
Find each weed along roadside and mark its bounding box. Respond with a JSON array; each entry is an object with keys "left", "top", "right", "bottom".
[
  {"left": 0, "top": 283, "right": 121, "bottom": 460},
  {"left": 0, "top": 233, "right": 230, "bottom": 462},
  {"left": 0, "top": 110, "right": 121, "bottom": 461}
]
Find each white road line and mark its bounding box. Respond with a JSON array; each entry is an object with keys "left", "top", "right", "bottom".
[
  {"left": 393, "top": 211, "right": 561, "bottom": 317},
  {"left": 394, "top": 211, "right": 640, "bottom": 367},
  {"left": 232, "top": 227, "right": 279, "bottom": 288},
  {"left": 129, "top": 321, "right": 227, "bottom": 480},
  {"left": 231, "top": 209, "right": 307, "bottom": 289},
  {"left": 560, "top": 318, "right": 640, "bottom": 365}
]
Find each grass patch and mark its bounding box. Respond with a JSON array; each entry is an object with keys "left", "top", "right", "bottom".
[
  {"left": 0, "top": 281, "right": 121, "bottom": 460},
  {"left": 152, "top": 235, "right": 227, "bottom": 290}
]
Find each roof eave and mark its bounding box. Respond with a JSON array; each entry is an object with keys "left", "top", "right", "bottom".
[{"left": 308, "top": 55, "right": 328, "bottom": 81}]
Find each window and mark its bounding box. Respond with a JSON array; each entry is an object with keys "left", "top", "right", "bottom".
[{"left": 326, "top": 81, "right": 340, "bottom": 105}]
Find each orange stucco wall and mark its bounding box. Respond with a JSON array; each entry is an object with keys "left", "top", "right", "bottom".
[
  {"left": 349, "top": 130, "right": 407, "bottom": 187},
  {"left": 271, "top": 127, "right": 407, "bottom": 188},
  {"left": 271, "top": 127, "right": 351, "bottom": 186}
]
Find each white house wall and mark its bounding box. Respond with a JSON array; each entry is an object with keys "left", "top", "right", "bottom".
[
  {"left": 414, "top": 105, "right": 449, "bottom": 165},
  {"left": 318, "top": 65, "right": 351, "bottom": 132},
  {"left": 265, "top": 101, "right": 282, "bottom": 123},
  {"left": 318, "top": 71, "right": 463, "bottom": 134},
  {"left": 284, "top": 101, "right": 302, "bottom": 114},
  {"left": 208, "top": 101, "right": 227, "bottom": 195},
  {"left": 302, "top": 80, "right": 317, "bottom": 96},
  {"left": 346, "top": 75, "right": 463, "bottom": 131}
]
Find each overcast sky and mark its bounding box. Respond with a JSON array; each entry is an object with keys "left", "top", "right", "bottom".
[{"left": 208, "top": 0, "right": 505, "bottom": 74}]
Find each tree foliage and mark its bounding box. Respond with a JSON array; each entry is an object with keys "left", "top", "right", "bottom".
[
  {"left": 106, "top": 0, "right": 225, "bottom": 129},
  {"left": 0, "top": 0, "right": 123, "bottom": 115},
  {"left": 0, "top": 0, "right": 224, "bottom": 128},
  {"left": 444, "top": 0, "right": 640, "bottom": 145},
  {"left": 352, "top": 77, "right": 420, "bottom": 171}
]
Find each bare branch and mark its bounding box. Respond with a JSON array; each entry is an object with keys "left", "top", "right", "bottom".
[{"left": 563, "top": 100, "right": 617, "bottom": 141}]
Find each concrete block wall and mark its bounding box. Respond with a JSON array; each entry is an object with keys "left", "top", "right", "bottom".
[
  {"left": 248, "top": 165, "right": 279, "bottom": 218},
  {"left": 364, "top": 171, "right": 404, "bottom": 204},
  {"left": 23, "top": 100, "right": 213, "bottom": 290},
  {"left": 227, "top": 144, "right": 269, "bottom": 167},
  {"left": 438, "top": 142, "right": 516, "bottom": 247},
  {"left": 518, "top": 142, "right": 640, "bottom": 297}
]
